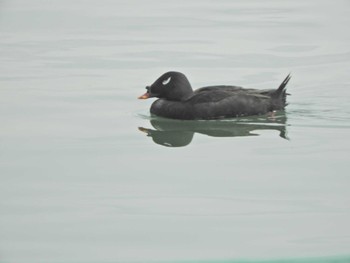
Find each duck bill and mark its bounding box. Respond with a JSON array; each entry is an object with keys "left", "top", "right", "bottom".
[{"left": 138, "top": 92, "right": 150, "bottom": 99}]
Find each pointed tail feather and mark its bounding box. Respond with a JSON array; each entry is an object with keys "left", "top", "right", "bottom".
[
  {"left": 272, "top": 73, "right": 291, "bottom": 108},
  {"left": 276, "top": 73, "right": 291, "bottom": 94}
]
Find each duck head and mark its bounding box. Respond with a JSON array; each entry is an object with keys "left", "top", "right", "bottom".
[{"left": 138, "top": 71, "right": 193, "bottom": 101}]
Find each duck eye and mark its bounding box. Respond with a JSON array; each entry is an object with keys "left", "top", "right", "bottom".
[{"left": 162, "top": 76, "right": 171, "bottom": 85}]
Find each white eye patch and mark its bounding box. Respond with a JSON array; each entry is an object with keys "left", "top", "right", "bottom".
[{"left": 162, "top": 76, "right": 171, "bottom": 85}]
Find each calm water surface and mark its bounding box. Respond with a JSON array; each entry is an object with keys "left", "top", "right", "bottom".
[{"left": 1, "top": 0, "right": 350, "bottom": 262}]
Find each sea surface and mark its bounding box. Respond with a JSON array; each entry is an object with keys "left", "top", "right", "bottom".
[{"left": 1, "top": 0, "right": 350, "bottom": 262}]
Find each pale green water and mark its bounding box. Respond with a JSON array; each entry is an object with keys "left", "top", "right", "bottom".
[{"left": 1, "top": 0, "right": 350, "bottom": 262}]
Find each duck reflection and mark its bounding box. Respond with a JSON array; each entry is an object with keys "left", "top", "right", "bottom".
[{"left": 139, "top": 112, "right": 288, "bottom": 147}]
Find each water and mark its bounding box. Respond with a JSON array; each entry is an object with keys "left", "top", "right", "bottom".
[{"left": 1, "top": 0, "right": 350, "bottom": 262}]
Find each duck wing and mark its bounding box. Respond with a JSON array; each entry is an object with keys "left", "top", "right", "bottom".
[
  {"left": 195, "top": 85, "right": 278, "bottom": 98},
  {"left": 184, "top": 89, "right": 273, "bottom": 119},
  {"left": 188, "top": 87, "right": 270, "bottom": 104}
]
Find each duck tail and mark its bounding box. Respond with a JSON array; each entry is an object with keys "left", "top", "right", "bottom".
[{"left": 273, "top": 73, "right": 291, "bottom": 106}]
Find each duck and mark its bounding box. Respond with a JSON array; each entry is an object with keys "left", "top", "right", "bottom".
[{"left": 138, "top": 71, "right": 291, "bottom": 120}]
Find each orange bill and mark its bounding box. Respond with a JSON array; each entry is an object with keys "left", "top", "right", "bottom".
[{"left": 138, "top": 92, "right": 150, "bottom": 99}]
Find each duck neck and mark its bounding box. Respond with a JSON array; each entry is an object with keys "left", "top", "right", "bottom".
[{"left": 179, "top": 86, "right": 194, "bottom": 101}]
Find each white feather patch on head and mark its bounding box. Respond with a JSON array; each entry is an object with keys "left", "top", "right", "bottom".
[{"left": 162, "top": 76, "right": 171, "bottom": 85}]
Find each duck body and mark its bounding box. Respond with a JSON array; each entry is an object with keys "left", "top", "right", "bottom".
[{"left": 139, "top": 72, "right": 291, "bottom": 120}]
